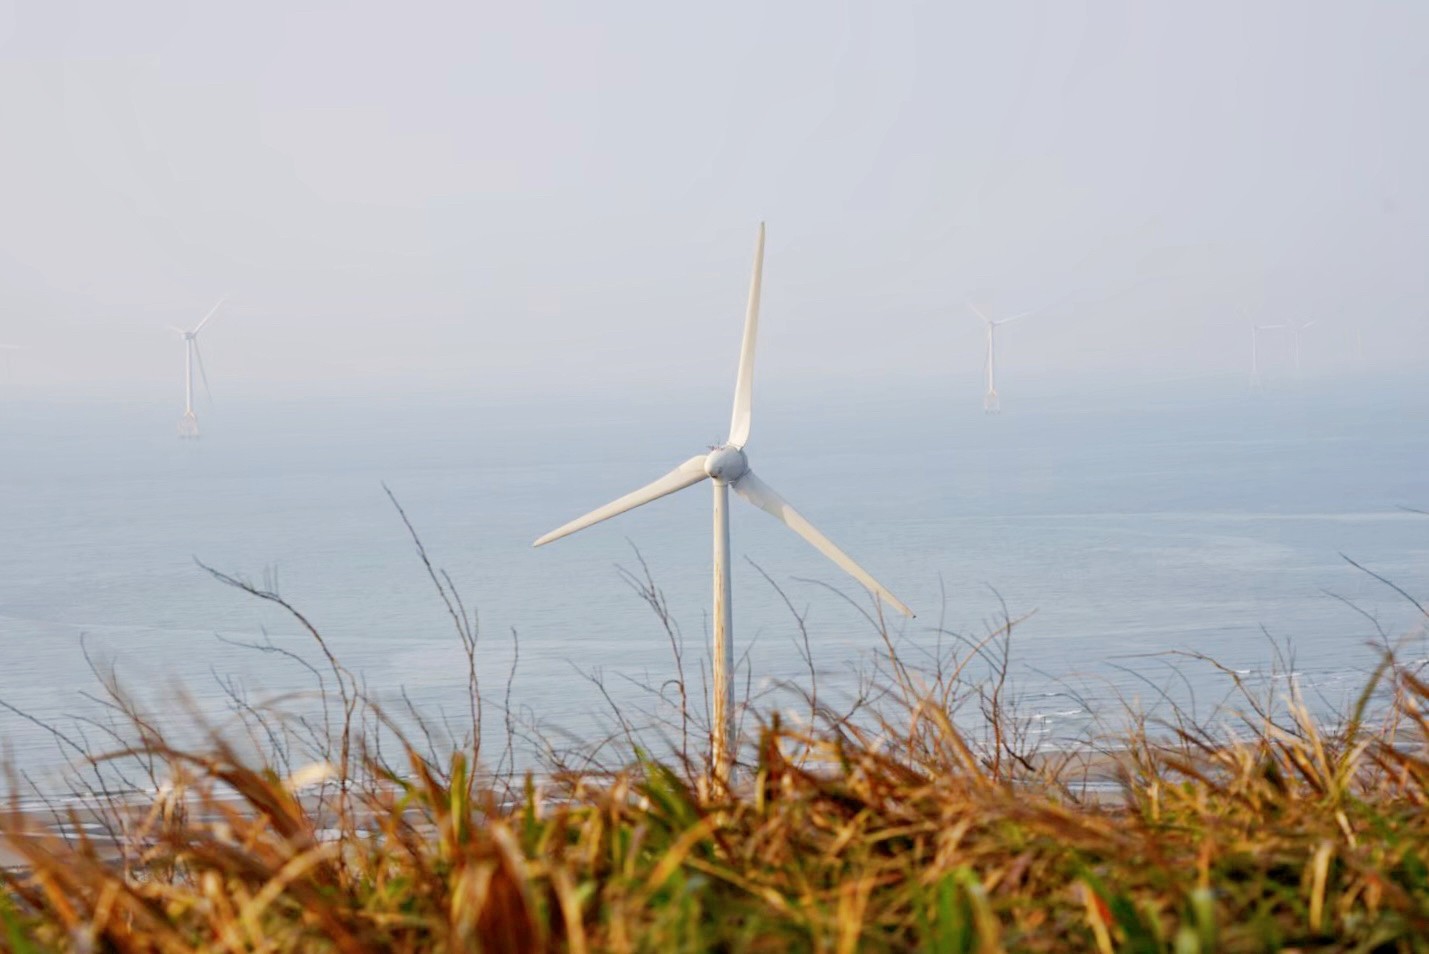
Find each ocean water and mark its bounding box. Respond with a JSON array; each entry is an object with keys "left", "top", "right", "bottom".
[{"left": 1, "top": 376, "right": 1426, "bottom": 788}]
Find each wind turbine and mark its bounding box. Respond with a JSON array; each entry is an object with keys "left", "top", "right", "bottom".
[
  {"left": 1288, "top": 319, "right": 1316, "bottom": 375},
  {"left": 170, "top": 299, "right": 223, "bottom": 438},
  {"left": 968, "top": 300, "right": 1034, "bottom": 413},
  {"left": 532, "top": 225, "right": 914, "bottom": 781},
  {"left": 1250, "top": 322, "right": 1285, "bottom": 389}
]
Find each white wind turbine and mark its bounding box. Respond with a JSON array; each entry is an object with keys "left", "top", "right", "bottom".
[
  {"left": 533, "top": 225, "right": 914, "bottom": 781},
  {"left": 1288, "top": 318, "right": 1316, "bottom": 375},
  {"left": 968, "top": 300, "right": 1034, "bottom": 413},
  {"left": 170, "top": 299, "right": 224, "bottom": 438}
]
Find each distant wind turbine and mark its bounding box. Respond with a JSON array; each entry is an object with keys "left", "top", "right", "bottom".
[
  {"left": 1288, "top": 319, "right": 1316, "bottom": 375},
  {"left": 532, "top": 225, "right": 914, "bottom": 782},
  {"left": 170, "top": 300, "right": 224, "bottom": 438},
  {"left": 968, "top": 300, "right": 1034, "bottom": 413}
]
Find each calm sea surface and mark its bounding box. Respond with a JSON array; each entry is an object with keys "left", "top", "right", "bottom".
[{"left": 1, "top": 377, "right": 1426, "bottom": 789}]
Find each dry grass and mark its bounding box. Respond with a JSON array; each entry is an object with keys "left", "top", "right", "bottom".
[
  {"left": 3, "top": 508, "right": 1427, "bottom": 951},
  {"left": 5, "top": 637, "right": 1429, "bottom": 951}
]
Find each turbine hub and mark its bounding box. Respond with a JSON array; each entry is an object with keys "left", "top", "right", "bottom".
[{"left": 704, "top": 445, "right": 748, "bottom": 483}]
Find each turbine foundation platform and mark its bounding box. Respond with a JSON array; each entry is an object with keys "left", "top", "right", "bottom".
[
  {"left": 178, "top": 411, "right": 199, "bottom": 439},
  {"left": 983, "top": 391, "right": 1001, "bottom": 414}
]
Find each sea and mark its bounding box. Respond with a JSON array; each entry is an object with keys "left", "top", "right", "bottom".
[{"left": 1, "top": 374, "right": 1426, "bottom": 792}]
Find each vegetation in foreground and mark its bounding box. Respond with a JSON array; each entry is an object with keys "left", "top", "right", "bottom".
[{"left": 3, "top": 527, "right": 1427, "bottom": 951}]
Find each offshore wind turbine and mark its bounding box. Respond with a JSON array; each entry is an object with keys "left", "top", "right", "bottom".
[
  {"left": 968, "top": 300, "right": 1033, "bottom": 413},
  {"left": 532, "top": 225, "right": 914, "bottom": 781},
  {"left": 1288, "top": 318, "right": 1316, "bottom": 375},
  {"left": 170, "top": 300, "right": 224, "bottom": 438}
]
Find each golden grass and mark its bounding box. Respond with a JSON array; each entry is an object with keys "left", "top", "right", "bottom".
[
  {"left": 3, "top": 646, "right": 1429, "bottom": 952},
  {"left": 4, "top": 510, "right": 1426, "bottom": 951}
]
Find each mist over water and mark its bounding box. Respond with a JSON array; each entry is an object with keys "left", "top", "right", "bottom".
[{"left": 2, "top": 375, "right": 1425, "bottom": 788}]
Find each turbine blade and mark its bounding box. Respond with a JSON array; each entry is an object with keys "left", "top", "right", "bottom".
[
  {"left": 994, "top": 308, "right": 1036, "bottom": 326},
  {"left": 727, "top": 223, "right": 765, "bottom": 448},
  {"left": 966, "top": 299, "right": 992, "bottom": 324},
  {"left": 533, "top": 455, "right": 710, "bottom": 547},
  {"left": 732, "top": 469, "right": 914, "bottom": 618},
  {"left": 1301, "top": 320, "right": 1317, "bottom": 330},
  {"left": 193, "top": 340, "right": 214, "bottom": 406},
  {"left": 166, "top": 325, "right": 187, "bottom": 336},
  {"left": 192, "top": 298, "right": 226, "bottom": 335}
]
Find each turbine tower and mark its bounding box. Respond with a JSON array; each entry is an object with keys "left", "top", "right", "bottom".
[
  {"left": 1250, "top": 322, "right": 1284, "bottom": 389},
  {"left": 968, "top": 301, "right": 1033, "bottom": 413},
  {"left": 533, "top": 225, "right": 914, "bottom": 782},
  {"left": 171, "top": 300, "right": 223, "bottom": 439}
]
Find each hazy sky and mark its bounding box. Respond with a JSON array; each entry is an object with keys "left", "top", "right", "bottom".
[{"left": 2, "top": 1, "right": 1425, "bottom": 399}]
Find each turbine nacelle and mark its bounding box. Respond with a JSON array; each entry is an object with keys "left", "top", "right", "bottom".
[{"left": 704, "top": 445, "right": 748, "bottom": 482}]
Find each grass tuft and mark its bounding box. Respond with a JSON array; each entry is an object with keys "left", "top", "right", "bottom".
[{"left": 4, "top": 644, "right": 1429, "bottom": 951}]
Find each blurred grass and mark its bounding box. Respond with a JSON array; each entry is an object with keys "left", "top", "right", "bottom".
[
  {"left": 4, "top": 510, "right": 1427, "bottom": 951},
  {"left": 4, "top": 647, "right": 1429, "bottom": 952}
]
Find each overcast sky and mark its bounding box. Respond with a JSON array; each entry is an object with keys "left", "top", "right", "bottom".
[{"left": 1, "top": 1, "right": 1425, "bottom": 399}]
